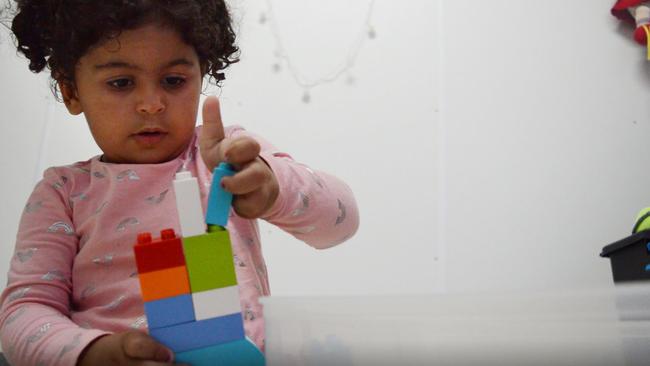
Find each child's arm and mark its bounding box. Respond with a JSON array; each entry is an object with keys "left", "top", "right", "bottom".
[
  {"left": 199, "top": 97, "right": 359, "bottom": 249},
  {"left": 240, "top": 129, "right": 359, "bottom": 249},
  {"left": 0, "top": 168, "right": 125, "bottom": 366}
]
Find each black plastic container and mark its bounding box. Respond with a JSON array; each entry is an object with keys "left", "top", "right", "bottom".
[{"left": 601, "top": 230, "right": 650, "bottom": 283}]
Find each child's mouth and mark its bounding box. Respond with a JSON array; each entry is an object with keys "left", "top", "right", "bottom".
[{"left": 133, "top": 130, "right": 167, "bottom": 145}]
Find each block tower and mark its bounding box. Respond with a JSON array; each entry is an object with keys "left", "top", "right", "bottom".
[{"left": 133, "top": 163, "right": 265, "bottom": 366}]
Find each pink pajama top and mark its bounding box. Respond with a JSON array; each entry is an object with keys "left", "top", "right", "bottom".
[{"left": 0, "top": 126, "right": 359, "bottom": 366}]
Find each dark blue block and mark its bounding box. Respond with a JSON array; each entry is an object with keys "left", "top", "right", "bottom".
[
  {"left": 149, "top": 312, "right": 245, "bottom": 353},
  {"left": 206, "top": 163, "right": 235, "bottom": 226},
  {"left": 176, "top": 338, "right": 265, "bottom": 366},
  {"left": 144, "top": 294, "right": 195, "bottom": 329}
]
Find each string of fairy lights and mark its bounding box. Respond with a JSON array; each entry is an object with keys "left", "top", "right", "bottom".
[{"left": 259, "top": 0, "right": 377, "bottom": 103}]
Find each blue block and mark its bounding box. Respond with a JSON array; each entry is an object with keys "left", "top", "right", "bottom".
[
  {"left": 206, "top": 163, "right": 235, "bottom": 226},
  {"left": 149, "top": 312, "right": 245, "bottom": 353},
  {"left": 176, "top": 338, "right": 265, "bottom": 366},
  {"left": 144, "top": 294, "right": 195, "bottom": 330}
]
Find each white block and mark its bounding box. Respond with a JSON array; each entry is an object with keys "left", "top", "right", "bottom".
[
  {"left": 192, "top": 285, "right": 242, "bottom": 320},
  {"left": 173, "top": 171, "right": 205, "bottom": 237}
]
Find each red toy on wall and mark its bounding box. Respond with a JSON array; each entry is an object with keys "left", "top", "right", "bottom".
[{"left": 612, "top": 0, "right": 650, "bottom": 59}]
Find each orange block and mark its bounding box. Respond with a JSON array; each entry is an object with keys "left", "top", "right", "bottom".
[{"left": 138, "top": 266, "right": 190, "bottom": 302}]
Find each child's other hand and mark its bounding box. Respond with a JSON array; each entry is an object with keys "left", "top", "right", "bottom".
[
  {"left": 77, "top": 331, "right": 181, "bottom": 366},
  {"left": 199, "top": 96, "right": 279, "bottom": 219}
]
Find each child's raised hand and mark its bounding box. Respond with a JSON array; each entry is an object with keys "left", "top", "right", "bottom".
[
  {"left": 77, "top": 331, "right": 181, "bottom": 366},
  {"left": 199, "top": 96, "right": 279, "bottom": 219}
]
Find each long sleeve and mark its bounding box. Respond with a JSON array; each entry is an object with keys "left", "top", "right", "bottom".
[
  {"left": 229, "top": 127, "right": 360, "bottom": 249},
  {"left": 0, "top": 168, "right": 109, "bottom": 366}
]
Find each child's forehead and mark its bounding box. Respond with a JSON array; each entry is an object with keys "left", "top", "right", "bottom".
[
  {"left": 97, "top": 23, "right": 188, "bottom": 53},
  {"left": 81, "top": 23, "right": 199, "bottom": 70}
]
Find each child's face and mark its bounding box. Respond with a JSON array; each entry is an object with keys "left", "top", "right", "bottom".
[{"left": 60, "top": 23, "right": 203, "bottom": 164}]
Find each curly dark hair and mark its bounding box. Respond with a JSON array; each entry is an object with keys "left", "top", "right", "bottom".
[{"left": 8, "top": 0, "right": 239, "bottom": 98}]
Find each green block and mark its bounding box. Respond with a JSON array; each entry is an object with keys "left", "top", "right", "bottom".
[{"left": 183, "top": 228, "right": 237, "bottom": 292}]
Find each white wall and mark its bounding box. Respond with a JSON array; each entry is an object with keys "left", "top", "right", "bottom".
[
  {"left": 217, "top": 0, "right": 439, "bottom": 295},
  {"left": 0, "top": 0, "right": 647, "bottom": 302},
  {"left": 441, "top": 0, "right": 650, "bottom": 292},
  {"left": 0, "top": 0, "right": 439, "bottom": 296}
]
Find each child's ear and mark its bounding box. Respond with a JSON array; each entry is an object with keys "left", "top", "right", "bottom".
[{"left": 58, "top": 81, "right": 83, "bottom": 115}]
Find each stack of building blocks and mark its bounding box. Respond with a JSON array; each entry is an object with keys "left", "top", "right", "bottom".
[{"left": 133, "top": 163, "right": 265, "bottom": 366}]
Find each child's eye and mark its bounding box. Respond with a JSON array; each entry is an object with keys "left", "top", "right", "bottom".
[
  {"left": 107, "top": 78, "right": 133, "bottom": 90},
  {"left": 163, "top": 76, "right": 186, "bottom": 88}
]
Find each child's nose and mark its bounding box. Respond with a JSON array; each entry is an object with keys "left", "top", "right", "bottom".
[{"left": 136, "top": 88, "right": 166, "bottom": 115}]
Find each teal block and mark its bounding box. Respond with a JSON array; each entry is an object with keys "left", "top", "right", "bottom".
[{"left": 175, "top": 338, "right": 265, "bottom": 366}]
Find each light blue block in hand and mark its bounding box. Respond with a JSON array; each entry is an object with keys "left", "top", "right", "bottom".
[{"left": 206, "top": 162, "right": 235, "bottom": 226}]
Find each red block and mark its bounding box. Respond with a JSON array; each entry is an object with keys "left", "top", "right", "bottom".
[{"left": 134, "top": 229, "right": 186, "bottom": 273}]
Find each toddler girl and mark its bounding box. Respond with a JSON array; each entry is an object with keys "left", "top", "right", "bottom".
[{"left": 0, "top": 1, "right": 359, "bottom": 365}]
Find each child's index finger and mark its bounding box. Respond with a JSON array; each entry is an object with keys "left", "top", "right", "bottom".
[{"left": 200, "top": 96, "right": 225, "bottom": 146}]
